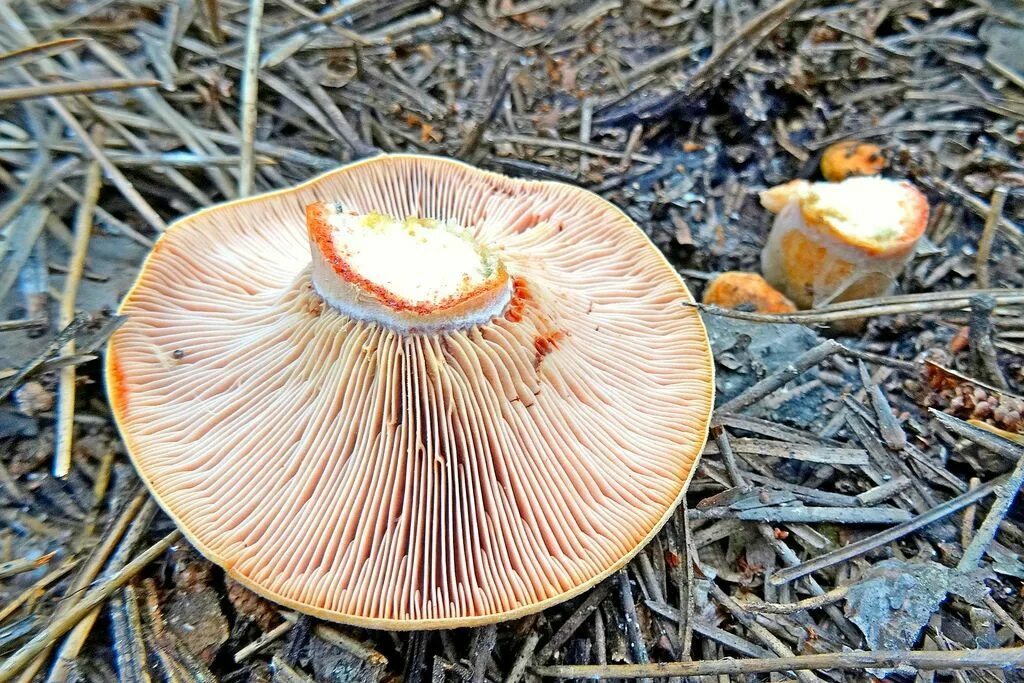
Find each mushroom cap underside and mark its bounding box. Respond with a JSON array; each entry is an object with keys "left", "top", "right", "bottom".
[{"left": 106, "top": 154, "right": 714, "bottom": 629}]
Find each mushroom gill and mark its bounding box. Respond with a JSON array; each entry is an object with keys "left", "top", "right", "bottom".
[{"left": 107, "top": 154, "right": 714, "bottom": 629}]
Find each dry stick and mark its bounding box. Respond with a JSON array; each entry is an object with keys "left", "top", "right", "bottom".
[
  {"left": 924, "top": 176, "right": 1024, "bottom": 251},
  {"left": 469, "top": 625, "right": 498, "bottom": 683},
  {"left": 707, "top": 582, "right": 820, "bottom": 683},
  {"left": 536, "top": 579, "right": 613, "bottom": 662},
  {"left": 716, "top": 340, "right": 842, "bottom": 415},
  {"left": 690, "top": 506, "right": 912, "bottom": 524},
  {"left": 237, "top": 0, "right": 265, "bottom": 197},
  {"left": 744, "top": 584, "right": 852, "bottom": 615},
  {"left": 984, "top": 594, "right": 1024, "bottom": 643},
  {"left": 712, "top": 427, "right": 746, "bottom": 486},
  {"left": 931, "top": 410, "right": 1024, "bottom": 462},
  {"left": 691, "top": 289, "right": 1024, "bottom": 324},
  {"left": 490, "top": 133, "right": 661, "bottom": 165},
  {"left": 0, "top": 315, "right": 90, "bottom": 402},
  {"left": 109, "top": 584, "right": 150, "bottom": 683},
  {"left": 0, "top": 318, "right": 45, "bottom": 332},
  {"left": 968, "top": 295, "right": 1009, "bottom": 390},
  {"left": 0, "top": 78, "right": 160, "bottom": 103},
  {"left": 617, "top": 570, "right": 652, "bottom": 683},
  {"left": 0, "top": 132, "right": 49, "bottom": 233},
  {"left": 958, "top": 435, "right": 1024, "bottom": 570},
  {"left": 532, "top": 646, "right": 1024, "bottom": 679},
  {"left": 0, "top": 37, "right": 84, "bottom": 71},
  {"left": 277, "top": 611, "right": 387, "bottom": 667},
  {"left": 53, "top": 144, "right": 102, "bottom": 479},
  {"left": 284, "top": 62, "right": 376, "bottom": 157},
  {"left": 16, "top": 68, "right": 166, "bottom": 233},
  {"left": 0, "top": 560, "right": 79, "bottom": 624},
  {"left": 235, "top": 620, "right": 294, "bottom": 662},
  {"left": 0, "top": 531, "right": 180, "bottom": 682},
  {"left": 859, "top": 362, "right": 907, "bottom": 450},
  {"left": 0, "top": 552, "right": 55, "bottom": 580},
  {"left": 769, "top": 475, "right": 1005, "bottom": 586},
  {"left": 976, "top": 186, "right": 1008, "bottom": 289},
  {"left": 271, "top": 656, "right": 317, "bottom": 683},
  {"left": 45, "top": 498, "right": 160, "bottom": 683},
  {"left": 458, "top": 63, "right": 512, "bottom": 159},
  {"left": 201, "top": 0, "right": 225, "bottom": 43},
  {"left": 505, "top": 626, "right": 542, "bottom": 683},
  {"left": 85, "top": 41, "right": 235, "bottom": 199}
]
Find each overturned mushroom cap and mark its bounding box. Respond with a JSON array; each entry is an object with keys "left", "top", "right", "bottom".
[{"left": 107, "top": 155, "right": 714, "bottom": 629}]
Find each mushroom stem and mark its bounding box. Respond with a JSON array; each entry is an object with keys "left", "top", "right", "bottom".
[{"left": 307, "top": 201, "right": 512, "bottom": 333}]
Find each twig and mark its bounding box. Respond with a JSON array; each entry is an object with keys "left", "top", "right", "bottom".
[
  {"left": 690, "top": 506, "right": 912, "bottom": 524},
  {"left": 0, "top": 78, "right": 160, "bottom": 103},
  {"left": 712, "top": 427, "right": 746, "bottom": 485},
  {"left": 707, "top": 582, "right": 820, "bottom": 683},
  {"left": 0, "top": 531, "right": 181, "bottom": 682},
  {"left": 0, "top": 314, "right": 90, "bottom": 402},
  {"left": 921, "top": 176, "right": 1024, "bottom": 251},
  {"left": 0, "top": 559, "right": 78, "bottom": 624},
  {"left": 270, "top": 656, "right": 316, "bottom": 683},
  {"left": 958, "top": 434, "right": 1024, "bottom": 570},
  {"left": 716, "top": 340, "right": 842, "bottom": 414},
  {"left": 859, "top": 362, "right": 907, "bottom": 450},
  {"left": 283, "top": 62, "right": 376, "bottom": 157},
  {"left": 17, "top": 68, "right": 166, "bottom": 232},
  {"left": 201, "top": 0, "right": 225, "bottom": 43},
  {"left": 458, "top": 61, "right": 511, "bottom": 159},
  {"left": 976, "top": 186, "right": 1008, "bottom": 289},
  {"left": 0, "top": 552, "right": 56, "bottom": 581},
  {"left": 769, "top": 475, "right": 1006, "bottom": 586},
  {"left": 234, "top": 620, "right": 294, "bottom": 662},
  {"left": 984, "top": 594, "right": 1024, "bottom": 643},
  {"left": 744, "top": 584, "right": 852, "bottom": 614},
  {"left": 617, "top": 570, "right": 651, "bottom": 682},
  {"left": 53, "top": 140, "right": 102, "bottom": 478},
  {"left": 0, "top": 127, "right": 49, "bottom": 231},
  {"left": 931, "top": 410, "right": 1024, "bottom": 462},
  {"left": 968, "top": 295, "right": 1009, "bottom": 389},
  {"left": 238, "top": 0, "right": 265, "bottom": 197},
  {"left": 536, "top": 579, "right": 613, "bottom": 663},
  {"left": 505, "top": 619, "right": 541, "bottom": 683},
  {"left": 109, "top": 584, "right": 150, "bottom": 683},
  {"left": 0, "top": 38, "right": 84, "bottom": 71},
  {"left": 531, "top": 647, "right": 1024, "bottom": 678},
  {"left": 0, "top": 319, "right": 46, "bottom": 332},
  {"left": 689, "top": 289, "right": 1024, "bottom": 324},
  {"left": 470, "top": 625, "right": 498, "bottom": 683},
  {"left": 277, "top": 611, "right": 387, "bottom": 667},
  {"left": 491, "top": 133, "right": 661, "bottom": 165}
]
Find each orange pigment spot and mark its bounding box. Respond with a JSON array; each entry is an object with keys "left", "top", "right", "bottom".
[
  {"left": 505, "top": 277, "right": 531, "bottom": 322},
  {"left": 533, "top": 330, "right": 564, "bottom": 368},
  {"left": 109, "top": 354, "right": 130, "bottom": 415}
]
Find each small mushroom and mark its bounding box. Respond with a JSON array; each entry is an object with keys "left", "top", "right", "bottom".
[
  {"left": 819, "top": 141, "right": 886, "bottom": 182},
  {"left": 759, "top": 176, "right": 929, "bottom": 309},
  {"left": 702, "top": 271, "right": 796, "bottom": 314},
  {"left": 106, "top": 155, "right": 715, "bottom": 629}
]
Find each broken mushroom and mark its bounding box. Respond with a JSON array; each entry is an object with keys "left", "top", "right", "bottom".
[
  {"left": 760, "top": 176, "right": 929, "bottom": 309},
  {"left": 106, "top": 155, "right": 715, "bottom": 629}
]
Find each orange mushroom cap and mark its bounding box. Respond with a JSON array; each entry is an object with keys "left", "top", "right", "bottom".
[
  {"left": 820, "top": 141, "right": 886, "bottom": 182},
  {"left": 702, "top": 272, "right": 796, "bottom": 314},
  {"left": 106, "top": 154, "right": 714, "bottom": 629}
]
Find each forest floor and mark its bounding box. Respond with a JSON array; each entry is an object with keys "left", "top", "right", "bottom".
[{"left": 2, "top": 0, "right": 1024, "bottom": 681}]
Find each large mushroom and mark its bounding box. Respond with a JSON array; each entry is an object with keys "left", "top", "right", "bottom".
[{"left": 106, "top": 154, "right": 714, "bottom": 629}]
